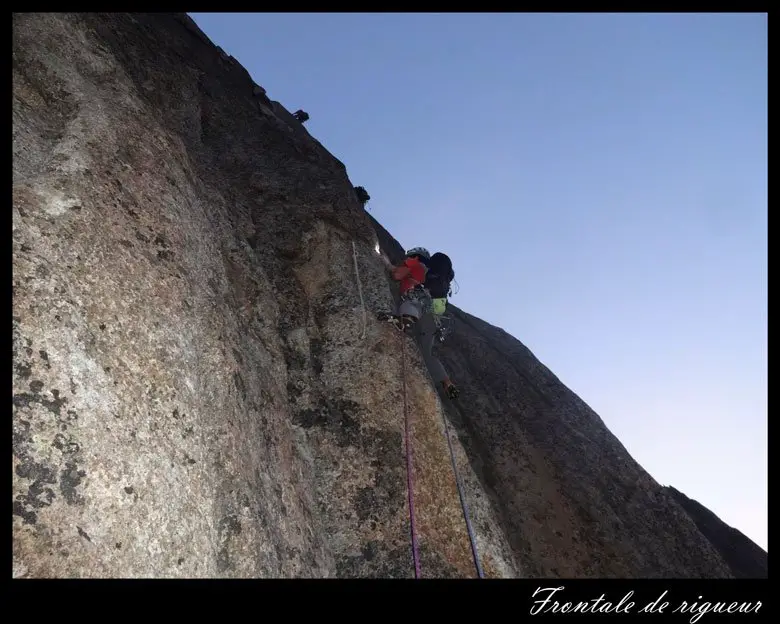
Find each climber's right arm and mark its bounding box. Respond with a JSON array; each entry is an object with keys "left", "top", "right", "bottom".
[{"left": 391, "top": 265, "right": 410, "bottom": 281}]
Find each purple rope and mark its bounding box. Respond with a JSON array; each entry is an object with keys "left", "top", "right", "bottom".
[{"left": 401, "top": 337, "right": 421, "bottom": 578}]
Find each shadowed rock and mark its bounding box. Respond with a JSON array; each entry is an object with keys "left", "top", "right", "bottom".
[{"left": 664, "top": 486, "right": 767, "bottom": 578}]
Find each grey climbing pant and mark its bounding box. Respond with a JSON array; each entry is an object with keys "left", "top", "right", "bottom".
[
  {"left": 398, "top": 297, "right": 423, "bottom": 319},
  {"left": 413, "top": 311, "right": 449, "bottom": 384},
  {"left": 395, "top": 286, "right": 449, "bottom": 383},
  {"left": 397, "top": 285, "right": 431, "bottom": 320}
]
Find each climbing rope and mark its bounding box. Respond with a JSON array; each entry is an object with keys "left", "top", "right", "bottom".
[
  {"left": 351, "top": 240, "right": 367, "bottom": 340},
  {"left": 398, "top": 316, "right": 483, "bottom": 578},
  {"left": 371, "top": 251, "right": 479, "bottom": 578},
  {"left": 439, "top": 408, "right": 485, "bottom": 578},
  {"left": 399, "top": 329, "right": 481, "bottom": 578},
  {"left": 401, "top": 336, "right": 422, "bottom": 578}
]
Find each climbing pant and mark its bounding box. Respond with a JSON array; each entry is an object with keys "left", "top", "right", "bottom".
[
  {"left": 398, "top": 285, "right": 432, "bottom": 321},
  {"left": 398, "top": 298, "right": 423, "bottom": 320},
  {"left": 413, "top": 310, "right": 449, "bottom": 384}
]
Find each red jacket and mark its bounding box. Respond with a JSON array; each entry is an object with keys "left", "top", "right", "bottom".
[{"left": 393, "top": 257, "right": 427, "bottom": 295}]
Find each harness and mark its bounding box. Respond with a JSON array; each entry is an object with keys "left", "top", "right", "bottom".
[
  {"left": 401, "top": 285, "right": 454, "bottom": 343},
  {"left": 400, "top": 283, "right": 432, "bottom": 309}
]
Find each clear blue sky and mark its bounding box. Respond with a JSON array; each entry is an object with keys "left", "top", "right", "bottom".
[{"left": 189, "top": 12, "right": 767, "bottom": 551}]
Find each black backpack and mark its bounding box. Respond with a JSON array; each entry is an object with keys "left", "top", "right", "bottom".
[{"left": 424, "top": 252, "right": 454, "bottom": 299}]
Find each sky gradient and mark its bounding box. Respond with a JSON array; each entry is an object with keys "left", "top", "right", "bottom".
[{"left": 189, "top": 12, "right": 767, "bottom": 551}]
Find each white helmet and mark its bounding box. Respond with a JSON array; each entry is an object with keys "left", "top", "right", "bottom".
[{"left": 405, "top": 247, "right": 430, "bottom": 260}]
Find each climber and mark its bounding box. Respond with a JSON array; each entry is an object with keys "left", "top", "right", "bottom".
[
  {"left": 377, "top": 247, "right": 430, "bottom": 331},
  {"left": 416, "top": 252, "right": 459, "bottom": 399},
  {"left": 293, "top": 109, "right": 309, "bottom": 123},
  {"left": 378, "top": 248, "right": 460, "bottom": 400}
]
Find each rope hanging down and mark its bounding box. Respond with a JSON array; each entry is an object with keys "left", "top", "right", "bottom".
[
  {"left": 356, "top": 236, "right": 480, "bottom": 578},
  {"left": 401, "top": 337, "right": 422, "bottom": 578},
  {"left": 439, "top": 408, "right": 484, "bottom": 578},
  {"left": 352, "top": 238, "right": 419, "bottom": 575}
]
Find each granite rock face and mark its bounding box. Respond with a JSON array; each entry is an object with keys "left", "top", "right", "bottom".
[
  {"left": 664, "top": 487, "right": 767, "bottom": 578},
  {"left": 13, "top": 12, "right": 742, "bottom": 579}
]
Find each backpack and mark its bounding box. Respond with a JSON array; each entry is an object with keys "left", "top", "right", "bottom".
[{"left": 424, "top": 252, "right": 454, "bottom": 300}]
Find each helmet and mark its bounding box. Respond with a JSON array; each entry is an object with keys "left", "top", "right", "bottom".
[{"left": 405, "top": 247, "right": 430, "bottom": 260}]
